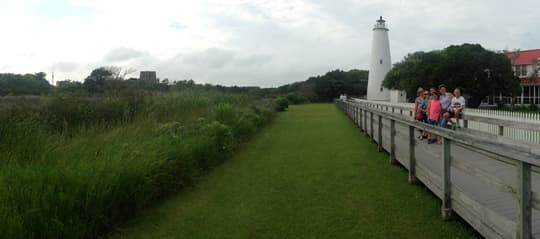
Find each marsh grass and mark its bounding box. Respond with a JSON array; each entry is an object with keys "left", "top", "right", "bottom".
[{"left": 0, "top": 90, "right": 274, "bottom": 239}]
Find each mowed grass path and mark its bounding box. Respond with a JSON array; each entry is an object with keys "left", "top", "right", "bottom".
[{"left": 112, "top": 104, "right": 478, "bottom": 239}]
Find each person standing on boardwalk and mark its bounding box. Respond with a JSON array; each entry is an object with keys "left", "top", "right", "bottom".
[
  {"left": 427, "top": 92, "right": 442, "bottom": 144},
  {"left": 429, "top": 86, "right": 437, "bottom": 100},
  {"left": 414, "top": 87, "right": 428, "bottom": 139},
  {"left": 438, "top": 85, "right": 452, "bottom": 128}
]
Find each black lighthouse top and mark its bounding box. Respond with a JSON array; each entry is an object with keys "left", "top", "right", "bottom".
[{"left": 373, "top": 16, "right": 389, "bottom": 31}]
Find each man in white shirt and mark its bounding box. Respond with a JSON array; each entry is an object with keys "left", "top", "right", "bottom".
[{"left": 443, "top": 88, "right": 465, "bottom": 128}]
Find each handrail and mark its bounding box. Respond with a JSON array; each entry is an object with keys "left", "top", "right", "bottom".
[
  {"left": 343, "top": 100, "right": 540, "bottom": 166},
  {"left": 351, "top": 98, "right": 540, "bottom": 134}
]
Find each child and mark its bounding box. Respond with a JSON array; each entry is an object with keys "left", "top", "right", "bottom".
[
  {"left": 427, "top": 93, "right": 442, "bottom": 144},
  {"left": 419, "top": 91, "right": 430, "bottom": 139}
]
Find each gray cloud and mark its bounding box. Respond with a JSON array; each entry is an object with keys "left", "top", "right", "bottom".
[
  {"left": 51, "top": 61, "right": 80, "bottom": 72},
  {"left": 181, "top": 48, "right": 237, "bottom": 68},
  {"left": 103, "top": 47, "right": 150, "bottom": 63}
]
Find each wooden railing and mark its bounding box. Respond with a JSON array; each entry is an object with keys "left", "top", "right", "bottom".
[
  {"left": 350, "top": 98, "right": 540, "bottom": 144},
  {"left": 336, "top": 99, "right": 540, "bottom": 239}
]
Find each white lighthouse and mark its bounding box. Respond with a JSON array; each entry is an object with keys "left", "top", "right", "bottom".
[{"left": 367, "top": 16, "right": 392, "bottom": 101}]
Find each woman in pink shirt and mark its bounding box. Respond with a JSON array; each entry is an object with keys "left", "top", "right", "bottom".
[{"left": 427, "top": 93, "right": 442, "bottom": 144}]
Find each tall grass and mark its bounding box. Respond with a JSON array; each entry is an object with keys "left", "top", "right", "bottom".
[{"left": 0, "top": 90, "right": 275, "bottom": 238}]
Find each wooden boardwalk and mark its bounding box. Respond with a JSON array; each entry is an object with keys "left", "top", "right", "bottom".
[{"left": 338, "top": 101, "right": 540, "bottom": 239}]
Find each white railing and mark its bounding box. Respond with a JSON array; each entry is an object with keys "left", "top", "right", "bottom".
[
  {"left": 351, "top": 98, "right": 540, "bottom": 144},
  {"left": 481, "top": 96, "right": 540, "bottom": 106}
]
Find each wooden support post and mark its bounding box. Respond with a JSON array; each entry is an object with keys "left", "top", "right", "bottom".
[
  {"left": 354, "top": 106, "right": 358, "bottom": 127},
  {"left": 364, "top": 109, "right": 368, "bottom": 136},
  {"left": 378, "top": 115, "right": 383, "bottom": 152},
  {"left": 517, "top": 161, "right": 532, "bottom": 239},
  {"left": 442, "top": 137, "right": 453, "bottom": 220},
  {"left": 390, "top": 120, "right": 397, "bottom": 164},
  {"left": 357, "top": 107, "right": 360, "bottom": 126},
  {"left": 408, "top": 126, "right": 418, "bottom": 184},
  {"left": 356, "top": 107, "right": 360, "bottom": 127},
  {"left": 358, "top": 107, "right": 364, "bottom": 131},
  {"left": 498, "top": 125, "right": 504, "bottom": 136},
  {"left": 370, "top": 112, "right": 374, "bottom": 142},
  {"left": 353, "top": 106, "right": 357, "bottom": 125}
]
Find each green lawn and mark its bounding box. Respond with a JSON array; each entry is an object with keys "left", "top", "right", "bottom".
[{"left": 111, "top": 104, "right": 479, "bottom": 239}]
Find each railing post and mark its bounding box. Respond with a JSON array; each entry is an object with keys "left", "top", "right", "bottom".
[
  {"left": 354, "top": 105, "right": 358, "bottom": 127},
  {"left": 378, "top": 115, "right": 383, "bottom": 152},
  {"left": 498, "top": 125, "right": 504, "bottom": 136},
  {"left": 463, "top": 119, "right": 468, "bottom": 129},
  {"left": 353, "top": 106, "right": 357, "bottom": 124},
  {"left": 364, "top": 109, "right": 368, "bottom": 136},
  {"left": 356, "top": 107, "right": 360, "bottom": 127},
  {"left": 408, "top": 126, "right": 418, "bottom": 184},
  {"left": 358, "top": 107, "right": 364, "bottom": 131},
  {"left": 442, "top": 137, "right": 453, "bottom": 220},
  {"left": 370, "top": 112, "right": 374, "bottom": 142},
  {"left": 390, "top": 119, "right": 397, "bottom": 164},
  {"left": 517, "top": 161, "right": 532, "bottom": 239}
]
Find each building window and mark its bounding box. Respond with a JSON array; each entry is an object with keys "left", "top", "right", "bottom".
[
  {"left": 380, "top": 87, "right": 383, "bottom": 92},
  {"left": 515, "top": 65, "right": 529, "bottom": 77},
  {"left": 521, "top": 65, "right": 528, "bottom": 76},
  {"left": 380, "top": 59, "right": 383, "bottom": 64}
]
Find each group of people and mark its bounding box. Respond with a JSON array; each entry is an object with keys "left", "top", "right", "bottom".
[{"left": 414, "top": 84, "right": 465, "bottom": 144}]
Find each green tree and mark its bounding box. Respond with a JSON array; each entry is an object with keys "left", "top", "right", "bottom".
[
  {"left": 56, "top": 80, "right": 85, "bottom": 94},
  {"left": 84, "top": 67, "right": 113, "bottom": 94},
  {"left": 384, "top": 44, "right": 520, "bottom": 107},
  {"left": 0, "top": 72, "right": 51, "bottom": 96}
]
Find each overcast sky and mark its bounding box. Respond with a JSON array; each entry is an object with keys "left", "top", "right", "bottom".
[{"left": 0, "top": 0, "right": 538, "bottom": 87}]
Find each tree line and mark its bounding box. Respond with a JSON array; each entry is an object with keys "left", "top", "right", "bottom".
[
  {"left": 0, "top": 67, "right": 369, "bottom": 103},
  {"left": 384, "top": 43, "right": 520, "bottom": 108},
  {"left": 0, "top": 72, "right": 51, "bottom": 96}
]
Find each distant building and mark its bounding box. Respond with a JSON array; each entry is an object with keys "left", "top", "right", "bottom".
[
  {"left": 140, "top": 71, "right": 157, "bottom": 82},
  {"left": 505, "top": 49, "right": 540, "bottom": 105}
]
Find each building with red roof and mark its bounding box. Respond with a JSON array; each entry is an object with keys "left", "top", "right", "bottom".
[{"left": 505, "top": 49, "right": 540, "bottom": 105}]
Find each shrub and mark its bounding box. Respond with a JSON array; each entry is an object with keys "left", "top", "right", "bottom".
[
  {"left": 286, "top": 92, "right": 308, "bottom": 105},
  {"left": 274, "top": 97, "right": 289, "bottom": 112},
  {"left": 214, "top": 103, "right": 238, "bottom": 127},
  {"left": 234, "top": 111, "right": 258, "bottom": 141}
]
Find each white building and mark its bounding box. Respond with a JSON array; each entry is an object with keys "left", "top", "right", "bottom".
[
  {"left": 366, "top": 17, "right": 392, "bottom": 101},
  {"left": 506, "top": 49, "right": 540, "bottom": 105}
]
